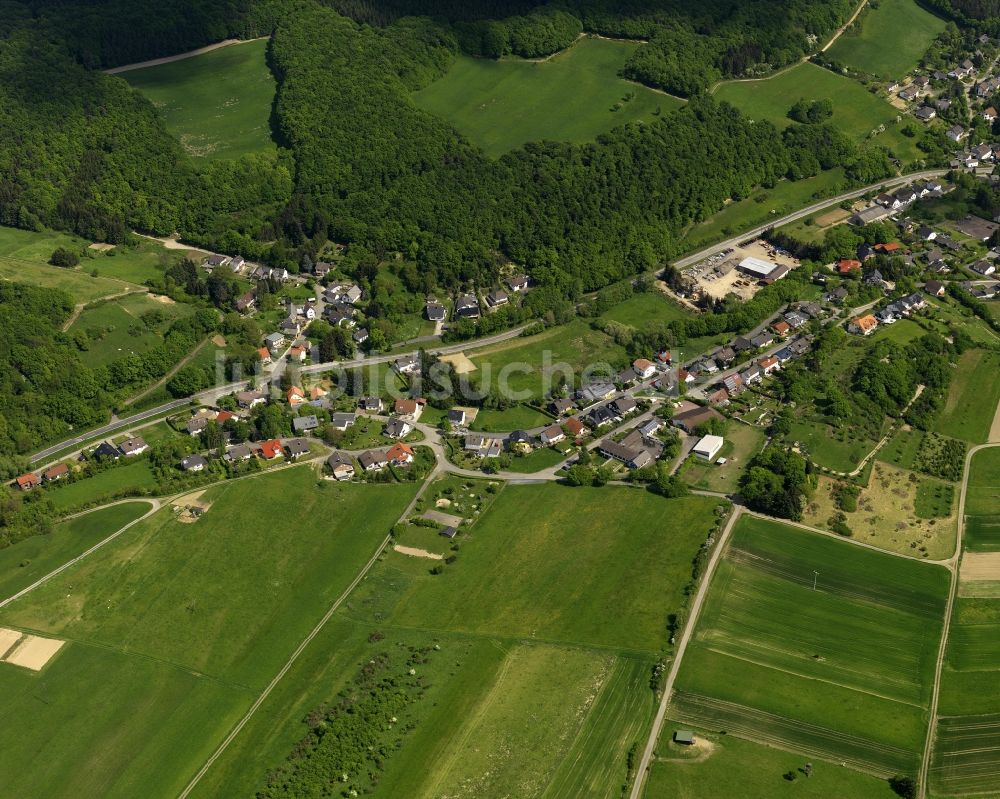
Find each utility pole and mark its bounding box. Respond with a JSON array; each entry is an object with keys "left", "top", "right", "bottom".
[{"left": 813, "top": 570, "right": 819, "bottom": 591}]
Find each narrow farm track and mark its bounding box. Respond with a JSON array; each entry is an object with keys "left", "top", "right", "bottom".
[
  {"left": 628, "top": 504, "right": 743, "bottom": 799},
  {"left": 918, "top": 441, "right": 1000, "bottom": 798},
  {"left": 103, "top": 37, "right": 268, "bottom": 74}
]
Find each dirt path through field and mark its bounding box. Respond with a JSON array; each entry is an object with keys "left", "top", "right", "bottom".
[
  {"left": 61, "top": 288, "right": 144, "bottom": 332},
  {"left": 104, "top": 37, "right": 268, "bottom": 74},
  {"left": 393, "top": 545, "right": 443, "bottom": 560}
]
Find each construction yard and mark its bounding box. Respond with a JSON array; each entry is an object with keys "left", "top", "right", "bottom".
[{"left": 680, "top": 239, "right": 800, "bottom": 301}]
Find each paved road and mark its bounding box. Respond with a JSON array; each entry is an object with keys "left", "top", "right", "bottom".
[
  {"left": 628, "top": 505, "right": 744, "bottom": 799},
  {"left": 672, "top": 169, "right": 949, "bottom": 270}
]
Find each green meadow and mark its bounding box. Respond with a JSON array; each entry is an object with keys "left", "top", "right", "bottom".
[
  {"left": 123, "top": 39, "right": 277, "bottom": 159},
  {"left": 412, "top": 37, "right": 680, "bottom": 157},
  {"left": 0, "top": 502, "right": 149, "bottom": 600},
  {"left": 825, "top": 0, "right": 948, "bottom": 78},
  {"left": 44, "top": 460, "right": 159, "bottom": 512},
  {"left": 964, "top": 447, "right": 1000, "bottom": 551},
  {"left": 0, "top": 469, "right": 416, "bottom": 799},
  {"left": 189, "top": 484, "right": 719, "bottom": 798},
  {"left": 597, "top": 290, "right": 691, "bottom": 329},
  {"left": 469, "top": 318, "right": 628, "bottom": 400},
  {"left": 934, "top": 350, "right": 1000, "bottom": 444},
  {"left": 714, "top": 63, "right": 918, "bottom": 162},
  {"left": 673, "top": 515, "right": 949, "bottom": 775}
]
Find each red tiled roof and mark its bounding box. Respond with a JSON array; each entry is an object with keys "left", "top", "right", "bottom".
[
  {"left": 258, "top": 439, "right": 284, "bottom": 459},
  {"left": 15, "top": 473, "right": 39, "bottom": 489}
]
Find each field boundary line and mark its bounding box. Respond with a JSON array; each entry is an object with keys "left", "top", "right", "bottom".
[
  {"left": 0, "top": 499, "right": 159, "bottom": 610},
  {"left": 919, "top": 442, "right": 1000, "bottom": 798},
  {"left": 628, "top": 505, "right": 742, "bottom": 799}
]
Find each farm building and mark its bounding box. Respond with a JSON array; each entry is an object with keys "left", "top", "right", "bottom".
[{"left": 692, "top": 435, "right": 724, "bottom": 462}]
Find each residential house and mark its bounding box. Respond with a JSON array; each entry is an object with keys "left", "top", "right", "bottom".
[
  {"left": 293, "top": 414, "right": 320, "bottom": 434},
  {"left": 327, "top": 451, "right": 356, "bottom": 480},
  {"left": 732, "top": 336, "right": 753, "bottom": 353},
  {"left": 972, "top": 259, "right": 997, "bottom": 276},
  {"left": 256, "top": 439, "right": 284, "bottom": 460},
  {"left": 613, "top": 396, "right": 638, "bottom": 417},
  {"left": 508, "top": 430, "right": 533, "bottom": 451},
  {"left": 740, "top": 363, "right": 762, "bottom": 385},
  {"left": 279, "top": 318, "right": 301, "bottom": 338},
  {"left": 598, "top": 439, "right": 652, "bottom": 469},
  {"left": 917, "top": 226, "right": 938, "bottom": 241},
  {"left": 637, "top": 418, "right": 662, "bottom": 438},
  {"left": 723, "top": 373, "right": 744, "bottom": 395},
  {"left": 550, "top": 398, "right": 574, "bottom": 415},
  {"left": 506, "top": 275, "right": 530, "bottom": 292},
  {"left": 187, "top": 415, "right": 209, "bottom": 436},
  {"left": 464, "top": 435, "right": 503, "bottom": 458},
  {"left": 225, "top": 443, "right": 254, "bottom": 462},
  {"left": 235, "top": 289, "right": 256, "bottom": 312},
  {"left": 633, "top": 358, "right": 656, "bottom": 379},
  {"left": 358, "top": 449, "right": 388, "bottom": 472},
  {"left": 986, "top": 106, "right": 998, "bottom": 123},
  {"left": 714, "top": 347, "right": 736, "bottom": 367},
  {"left": 447, "top": 408, "right": 467, "bottom": 427},
  {"left": 616, "top": 367, "right": 639, "bottom": 386},
  {"left": 708, "top": 387, "right": 730, "bottom": 405},
  {"left": 454, "top": 294, "right": 480, "bottom": 319},
  {"left": 353, "top": 328, "right": 369, "bottom": 346},
  {"left": 43, "top": 463, "right": 69, "bottom": 482},
  {"left": 671, "top": 406, "right": 723, "bottom": 433},
  {"left": 288, "top": 344, "right": 308, "bottom": 363},
  {"left": 588, "top": 404, "right": 618, "bottom": 428},
  {"left": 837, "top": 258, "right": 862, "bottom": 274},
  {"left": 425, "top": 301, "right": 447, "bottom": 322},
  {"left": 925, "top": 280, "right": 946, "bottom": 297},
  {"left": 394, "top": 354, "right": 420, "bottom": 375},
  {"left": 286, "top": 386, "right": 306, "bottom": 408},
  {"left": 750, "top": 331, "right": 774, "bottom": 349},
  {"left": 565, "top": 417, "right": 587, "bottom": 438},
  {"left": 330, "top": 413, "right": 357, "bottom": 431},
  {"left": 486, "top": 290, "right": 509, "bottom": 308},
  {"left": 314, "top": 261, "right": 332, "bottom": 277},
  {"left": 394, "top": 398, "right": 424, "bottom": 421},
  {"left": 924, "top": 248, "right": 945, "bottom": 267},
  {"left": 387, "top": 443, "right": 415, "bottom": 466},
  {"left": 946, "top": 125, "right": 967, "bottom": 143},
  {"left": 864, "top": 269, "right": 891, "bottom": 291},
  {"left": 119, "top": 436, "right": 148, "bottom": 457},
  {"left": 237, "top": 389, "right": 267, "bottom": 409},
  {"left": 181, "top": 455, "right": 208, "bottom": 472},
  {"left": 285, "top": 439, "right": 311, "bottom": 459},
  {"left": 15, "top": 473, "right": 39, "bottom": 491},
  {"left": 857, "top": 243, "right": 876, "bottom": 261},
  {"left": 257, "top": 347, "right": 272, "bottom": 365},
  {"left": 205, "top": 254, "right": 230, "bottom": 270},
  {"left": 264, "top": 332, "right": 285, "bottom": 352},
  {"left": 359, "top": 396, "right": 383, "bottom": 413},
  {"left": 758, "top": 355, "right": 780, "bottom": 375},
  {"left": 772, "top": 320, "right": 791, "bottom": 337},
  {"left": 915, "top": 106, "right": 936, "bottom": 122},
  {"left": 539, "top": 424, "right": 565, "bottom": 446},
  {"left": 849, "top": 314, "right": 879, "bottom": 336},
  {"left": 576, "top": 382, "right": 616, "bottom": 404},
  {"left": 784, "top": 311, "right": 808, "bottom": 329},
  {"left": 384, "top": 418, "right": 413, "bottom": 439},
  {"left": 310, "top": 386, "right": 328, "bottom": 402}
]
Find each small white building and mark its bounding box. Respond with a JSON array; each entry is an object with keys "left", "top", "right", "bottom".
[{"left": 692, "top": 435, "right": 724, "bottom": 462}]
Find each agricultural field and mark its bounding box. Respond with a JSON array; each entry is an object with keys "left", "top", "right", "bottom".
[
  {"left": 0, "top": 469, "right": 416, "bottom": 799},
  {"left": 672, "top": 515, "right": 949, "bottom": 776},
  {"left": 70, "top": 293, "right": 198, "bottom": 366},
  {"left": 598, "top": 291, "right": 691, "bottom": 329},
  {"left": 360, "top": 484, "right": 725, "bottom": 652},
  {"left": 802, "top": 462, "right": 957, "bottom": 559},
  {"left": 964, "top": 446, "right": 1000, "bottom": 552},
  {"left": 468, "top": 319, "right": 628, "bottom": 400},
  {"left": 714, "top": 63, "right": 918, "bottom": 160},
  {"left": 825, "top": 0, "right": 948, "bottom": 78},
  {"left": 186, "top": 482, "right": 715, "bottom": 797},
  {"left": 933, "top": 350, "right": 1000, "bottom": 444},
  {"left": 679, "top": 422, "right": 764, "bottom": 493},
  {"left": 0, "top": 502, "right": 149, "bottom": 601},
  {"left": 412, "top": 37, "right": 680, "bottom": 157},
  {"left": 122, "top": 39, "right": 277, "bottom": 159},
  {"left": 646, "top": 727, "right": 901, "bottom": 798}
]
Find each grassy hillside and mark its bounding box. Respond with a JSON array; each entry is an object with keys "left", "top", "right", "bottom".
[
  {"left": 122, "top": 39, "right": 277, "bottom": 159},
  {"left": 826, "top": 0, "right": 948, "bottom": 78},
  {"left": 412, "top": 37, "right": 681, "bottom": 157}
]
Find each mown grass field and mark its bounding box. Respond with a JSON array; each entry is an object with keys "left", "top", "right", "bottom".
[
  {"left": 673, "top": 515, "right": 949, "bottom": 775},
  {"left": 646, "top": 726, "right": 901, "bottom": 798},
  {"left": 71, "top": 293, "right": 197, "bottom": 366},
  {"left": 785, "top": 418, "right": 880, "bottom": 473},
  {"left": 44, "top": 460, "right": 158, "bottom": 512},
  {"left": 469, "top": 319, "right": 628, "bottom": 400},
  {"left": 467, "top": 403, "right": 553, "bottom": 431},
  {"left": 598, "top": 291, "right": 691, "bottom": 329},
  {"left": 964, "top": 446, "right": 1000, "bottom": 551},
  {"left": 123, "top": 39, "right": 277, "bottom": 159},
  {"left": 934, "top": 350, "right": 1000, "bottom": 444},
  {"left": 825, "top": 0, "right": 948, "bottom": 78},
  {"left": 359, "top": 484, "right": 724, "bottom": 652},
  {"left": 0, "top": 502, "right": 149, "bottom": 600},
  {"left": 412, "top": 37, "right": 680, "bottom": 157},
  {"left": 0, "top": 469, "right": 416, "bottom": 799}
]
